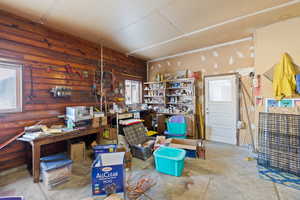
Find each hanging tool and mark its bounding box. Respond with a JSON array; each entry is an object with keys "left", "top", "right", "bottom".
[
  {"left": 46, "top": 66, "right": 53, "bottom": 73},
  {"left": 75, "top": 70, "right": 83, "bottom": 79},
  {"left": 28, "top": 65, "right": 36, "bottom": 100},
  {"left": 65, "top": 64, "right": 73, "bottom": 74}
]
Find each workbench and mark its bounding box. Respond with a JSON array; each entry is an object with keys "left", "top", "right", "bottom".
[{"left": 19, "top": 127, "right": 102, "bottom": 183}]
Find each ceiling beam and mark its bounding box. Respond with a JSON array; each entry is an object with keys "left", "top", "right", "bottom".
[{"left": 148, "top": 37, "right": 253, "bottom": 63}]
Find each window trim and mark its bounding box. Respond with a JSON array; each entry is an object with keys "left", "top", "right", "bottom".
[
  {"left": 125, "top": 79, "right": 142, "bottom": 105},
  {"left": 0, "top": 63, "right": 23, "bottom": 113}
]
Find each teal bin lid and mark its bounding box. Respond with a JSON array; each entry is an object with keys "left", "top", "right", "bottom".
[{"left": 153, "top": 146, "right": 186, "bottom": 161}]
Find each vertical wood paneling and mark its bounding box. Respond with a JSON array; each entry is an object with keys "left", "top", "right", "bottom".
[{"left": 0, "top": 10, "right": 147, "bottom": 171}]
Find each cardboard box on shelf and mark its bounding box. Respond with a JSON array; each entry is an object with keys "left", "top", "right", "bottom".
[
  {"left": 97, "top": 138, "right": 118, "bottom": 145},
  {"left": 92, "top": 117, "right": 100, "bottom": 128},
  {"left": 102, "top": 128, "right": 118, "bottom": 140},
  {"left": 100, "top": 117, "right": 108, "bottom": 126},
  {"left": 92, "top": 152, "right": 125, "bottom": 198},
  {"left": 68, "top": 141, "right": 86, "bottom": 162}
]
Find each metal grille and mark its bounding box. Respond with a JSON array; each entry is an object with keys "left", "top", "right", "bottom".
[
  {"left": 257, "top": 112, "right": 300, "bottom": 176},
  {"left": 123, "top": 123, "right": 148, "bottom": 146}
]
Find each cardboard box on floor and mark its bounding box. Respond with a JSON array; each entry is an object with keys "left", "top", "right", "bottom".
[
  {"left": 68, "top": 141, "right": 86, "bottom": 161},
  {"left": 168, "top": 138, "right": 205, "bottom": 159},
  {"left": 116, "top": 147, "right": 132, "bottom": 170},
  {"left": 92, "top": 152, "right": 125, "bottom": 198}
]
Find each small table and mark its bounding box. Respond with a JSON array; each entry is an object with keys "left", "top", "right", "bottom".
[{"left": 19, "top": 127, "right": 102, "bottom": 183}]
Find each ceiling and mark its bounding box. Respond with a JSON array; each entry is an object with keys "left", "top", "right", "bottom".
[{"left": 1, "top": 0, "right": 300, "bottom": 61}]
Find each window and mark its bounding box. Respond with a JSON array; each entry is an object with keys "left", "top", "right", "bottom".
[
  {"left": 208, "top": 79, "right": 232, "bottom": 102},
  {"left": 125, "top": 80, "right": 142, "bottom": 104},
  {"left": 0, "top": 63, "right": 22, "bottom": 113}
]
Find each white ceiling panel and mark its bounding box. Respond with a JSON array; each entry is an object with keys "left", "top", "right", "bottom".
[
  {"left": 140, "top": 2, "right": 300, "bottom": 60},
  {"left": 1, "top": 0, "right": 300, "bottom": 60},
  {"left": 160, "top": 0, "right": 292, "bottom": 33},
  {"left": 112, "top": 11, "right": 181, "bottom": 51},
  {"left": 46, "top": 0, "right": 173, "bottom": 38},
  {"left": 43, "top": 0, "right": 176, "bottom": 52},
  {"left": 0, "top": 0, "right": 55, "bottom": 22}
]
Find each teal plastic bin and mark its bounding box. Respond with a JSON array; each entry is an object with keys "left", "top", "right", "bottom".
[
  {"left": 167, "top": 122, "right": 186, "bottom": 135},
  {"left": 153, "top": 146, "right": 186, "bottom": 176}
]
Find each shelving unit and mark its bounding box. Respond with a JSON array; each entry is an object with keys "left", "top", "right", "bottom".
[
  {"left": 143, "top": 78, "right": 195, "bottom": 115},
  {"left": 143, "top": 81, "right": 166, "bottom": 105},
  {"left": 143, "top": 78, "right": 197, "bottom": 139}
]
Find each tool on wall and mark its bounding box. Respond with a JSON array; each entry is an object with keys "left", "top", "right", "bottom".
[
  {"left": 28, "top": 65, "right": 36, "bottom": 100},
  {"left": 65, "top": 64, "right": 73, "bottom": 74},
  {"left": 65, "top": 64, "right": 88, "bottom": 80},
  {"left": 50, "top": 86, "right": 72, "bottom": 97},
  {"left": 46, "top": 66, "right": 53, "bottom": 73}
]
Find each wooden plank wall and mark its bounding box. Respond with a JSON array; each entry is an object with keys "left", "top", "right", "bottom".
[{"left": 0, "top": 10, "right": 147, "bottom": 171}]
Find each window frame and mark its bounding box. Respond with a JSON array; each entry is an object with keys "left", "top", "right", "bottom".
[
  {"left": 0, "top": 63, "right": 23, "bottom": 113},
  {"left": 125, "top": 79, "right": 142, "bottom": 105}
]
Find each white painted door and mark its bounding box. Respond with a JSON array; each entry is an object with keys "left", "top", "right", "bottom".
[{"left": 204, "top": 74, "right": 238, "bottom": 145}]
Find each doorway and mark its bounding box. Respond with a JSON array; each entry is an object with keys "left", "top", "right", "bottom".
[{"left": 204, "top": 74, "right": 239, "bottom": 145}]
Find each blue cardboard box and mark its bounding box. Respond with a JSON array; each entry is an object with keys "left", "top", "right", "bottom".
[
  {"left": 93, "top": 144, "right": 117, "bottom": 159},
  {"left": 92, "top": 152, "right": 125, "bottom": 198},
  {"left": 0, "top": 197, "right": 23, "bottom": 200}
]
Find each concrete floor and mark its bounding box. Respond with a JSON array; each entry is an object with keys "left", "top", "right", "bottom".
[{"left": 1, "top": 142, "right": 300, "bottom": 200}]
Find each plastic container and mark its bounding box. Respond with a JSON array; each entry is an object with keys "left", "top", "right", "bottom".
[
  {"left": 131, "top": 142, "right": 154, "bottom": 160},
  {"left": 40, "top": 153, "right": 72, "bottom": 189},
  {"left": 165, "top": 133, "right": 187, "bottom": 139},
  {"left": 167, "top": 122, "right": 186, "bottom": 135},
  {"left": 153, "top": 146, "right": 186, "bottom": 176}
]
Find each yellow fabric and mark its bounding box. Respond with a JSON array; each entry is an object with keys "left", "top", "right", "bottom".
[{"left": 273, "top": 53, "right": 296, "bottom": 100}]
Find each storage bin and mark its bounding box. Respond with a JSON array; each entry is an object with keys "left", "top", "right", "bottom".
[
  {"left": 165, "top": 134, "right": 187, "bottom": 139},
  {"left": 130, "top": 143, "right": 154, "bottom": 160},
  {"left": 167, "top": 122, "right": 186, "bottom": 135},
  {"left": 123, "top": 123, "right": 155, "bottom": 160},
  {"left": 40, "top": 153, "right": 72, "bottom": 189},
  {"left": 153, "top": 146, "right": 186, "bottom": 176}
]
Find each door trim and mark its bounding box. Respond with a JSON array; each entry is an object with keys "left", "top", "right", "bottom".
[{"left": 203, "top": 73, "right": 240, "bottom": 145}]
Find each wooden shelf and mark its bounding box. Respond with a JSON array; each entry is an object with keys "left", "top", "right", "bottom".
[
  {"left": 166, "top": 102, "right": 193, "bottom": 105},
  {"left": 166, "top": 95, "right": 193, "bottom": 96},
  {"left": 144, "top": 96, "right": 164, "bottom": 98},
  {"left": 144, "top": 88, "right": 165, "bottom": 91},
  {"left": 165, "top": 78, "right": 195, "bottom": 82},
  {"left": 157, "top": 112, "right": 190, "bottom": 115},
  {"left": 166, "top": 87, "right": 192, "bottom": 89},
  {"left": 144, "top": 81, "right": 164, "bottom": 84},
  {"left": 144, "top": 78, "right": 194, "bottom": 85}
]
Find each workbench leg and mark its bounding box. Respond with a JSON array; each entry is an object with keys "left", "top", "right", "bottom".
[{"left": 32, "top": 144, "right": 41, "bottom": 183}]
